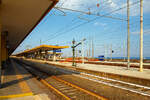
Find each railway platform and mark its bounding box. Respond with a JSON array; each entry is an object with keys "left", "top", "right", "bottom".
[
  {"left": 10, "top": 57, "right": 150, "bottom": 100},
  {"left": 23, "top": 58, "right": 150, "bottom": 80},
  {"left": 51, "top": 61, "right": 150, "bottom": 80},
  {"left": 0, "top": 59, "right": 53, "bottom": 100},
  {"left": 18, "top": 58, "right": 150, "bottom": 87}
]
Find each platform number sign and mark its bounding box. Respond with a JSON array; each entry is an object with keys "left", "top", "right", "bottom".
[{"left": 53, "top": 49, "right": 61, "bottom": 52}]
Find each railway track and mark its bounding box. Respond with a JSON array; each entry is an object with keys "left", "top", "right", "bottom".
[
  {"left": 15, "top": 59, "right": 150, "bottom": 99},
  {"left": 18, "top": 61, "right": 107, "bottom": 100},
  {"left": 74, "top": 72, "right": 150, "bottom": 97},
  {"left": 44, "top": 62, "right": 150, "bottom": 97}
]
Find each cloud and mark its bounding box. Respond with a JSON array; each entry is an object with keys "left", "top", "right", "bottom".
[
  {"left": 94, "top": 22, "right": 107, "bottom": 27},
  {"left": 131, "top": 29, "right": 150, "bottom": 35},
  {"left": 57, "top": 0, "right": 150, "bottom": 17},
  {"left": 114, "top": 0, "right": 150, "bottom": 16},
  {"left": 143, "top": 0, "right": 150, "bottom": 13},
  {"left": 57, "top": 0, "right": 118, "bottom": 12}
]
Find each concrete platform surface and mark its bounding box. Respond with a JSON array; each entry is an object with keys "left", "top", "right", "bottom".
[
  {"left": 18, "top": 58, "right": 150, "bottom": 80},
  {"left": 26, "top": 58, "right": 150, "bottom": 80},
  {"left": 48, "top": 61, "right": 150, "bottom": 80},
  {"left": 1, "top": 94, "right": 50, "bottom": 100},
  {"left": 91, "top": 61, "right": 150, "bottom": 66},
  {"left": 0, "top": 59, "right": 53, "bottom": 100}
]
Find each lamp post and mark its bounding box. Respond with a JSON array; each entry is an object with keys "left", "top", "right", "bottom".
[
  {"left": 72, "top": 38, "right": 86, "bottom": 66},
  {"left": 72, "top": 39, "right": 76, "bottom": 66},
  {"left": 82, "top": 38, "right": 86, "bottom": 64}
]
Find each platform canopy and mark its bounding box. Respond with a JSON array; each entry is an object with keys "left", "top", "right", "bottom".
[
  {"left": 0, "top": 0, "right": 58, "bottom": 55},
  {"left": 15, "top": 45, "right": 69, "bottom": 56}
]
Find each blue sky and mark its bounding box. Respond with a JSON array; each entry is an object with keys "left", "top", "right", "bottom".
[{"left": 14, "top": 0, "right": 150, "bottom": 58}]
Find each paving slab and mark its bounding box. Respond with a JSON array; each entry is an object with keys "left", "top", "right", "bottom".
[
  {"left": 48, "top": 61, "right": 150, "bottom": 80},
  {"left": 1, "top": 93, "right": 50, "bottom": 100},
  {"left": 0, "top": 59, "right": 54, "bottom": 100},
  {"left": 19, "top": 58, "right": 150, "bottom": 80}
]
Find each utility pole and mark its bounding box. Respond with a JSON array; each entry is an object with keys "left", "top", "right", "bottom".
[
  {"left": 123, "top": 41, "right": 126, "bottom": 61},
  {"left": 104, "top": 44, "right": 107, "bottom": 61},
  {"left": 40, "top": 39, "right": 42, "bottom": 45},
  {"left": 87, "top": 49, "right": 88, "bottom": 57},
  {"left": 92, "top": 38, "right": 94, "bottom": 59},
  {"left": 107, "top": 44, "right": 109, "bottom": 61},
  {"left": 72, "top": 39, "right": 76, "bottom": 66},
  {"left": 72, "top": 38, "right": 86, "bottom": 66},
  {"left": 110, "top": 44, "right": 112, "bottom": 61},
  {"left": 127, "top": 0, "right": 130, "bottom": 69},
  {"left": 76, "top": 48, "right": 78, "bottom": 59},
  {"left": 120, "top": 45, "right": 122, "bottom": 59},
  {"left": 140, "top": 0, "right": 143, "bottom": 72},
  {"left": 89, "top": 37, "right": 91, "bottom": 58},
  {"left": 82, "top": 39, "right": 85, "bottom": 64}
]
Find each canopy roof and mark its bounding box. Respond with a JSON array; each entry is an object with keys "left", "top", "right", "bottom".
[
  {"left": 0, "top": 0, "right": 58, "bottom": 55},
  {"left": 15, "top": 45, "right": 69, "bottom": 56}
]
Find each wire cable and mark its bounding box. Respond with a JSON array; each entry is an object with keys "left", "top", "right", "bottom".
[{"left": 46, "top": 1, "right": 140, "bottom": 42}]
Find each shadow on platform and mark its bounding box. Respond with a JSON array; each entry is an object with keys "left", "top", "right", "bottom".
[{"left": 2, "top": 76, "right": 33, "bottom": 88}]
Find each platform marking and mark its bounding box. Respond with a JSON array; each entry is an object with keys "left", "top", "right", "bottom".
[
  {"left": 12, "top": 60, "right": 32, "bottom": 93},
  {"left": 0, "top": 92, "right": 33, "bottom": 99}
]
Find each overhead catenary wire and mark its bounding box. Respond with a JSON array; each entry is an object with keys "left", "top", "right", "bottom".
[
  {"left": 54, "top": 0, "right": 141, "bottom": 22},
  {"left": 51, "top": 0, "right": 68, "bottom": 16},
  {"left": 53, "top": 0, "right": 145, "bottom": 56},
  {"left": 40, "top": 0, "right": 144, "bottom": 56},
  {"left": 43, "top": 17, "right": 81, "bottom": 44},
  {"left": 43, "top": 1, "right": 129, "bottom": 43},
  {"left": 54, "top": 7, "right": 127, "bottom": 21},
  {"left": 43, "top": 1, "right": 140, "bottom": 45},
  {"left": 45, "top": 1, "right": 140, "bottom": 42},
  {"left": 43, "top": 0, "right": 119, "bottom": 44}
]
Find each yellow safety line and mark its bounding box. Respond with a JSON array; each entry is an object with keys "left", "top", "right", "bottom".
[
  {"left": 12, "top": 61, "right": 32, "bottom": 93},
  {"left": 52, "top": 76, "right": 108, "bottom": 100},
  {"left": 0, "top": 92, "right": 33, "bottom": 99},
  {"left": 40, "top": 79, "right": 71, "bottom": 100}
]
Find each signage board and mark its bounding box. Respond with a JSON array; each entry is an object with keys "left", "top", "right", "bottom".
[{"left": 53, "top": 49, "right": 61, "bottom": 52}]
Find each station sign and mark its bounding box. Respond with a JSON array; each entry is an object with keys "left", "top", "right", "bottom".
[
  {"left": 53, "top": 49, "right": 61, "bottom": 52},
  {"left": 98, "top": 55, "right": 104, "bottom": 61}
]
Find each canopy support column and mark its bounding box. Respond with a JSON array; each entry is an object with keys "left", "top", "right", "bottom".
[
  {"left": 53, "top": 50, "right": 56, "bottom": 62},
  {"left": 0, "top": 16, "right": 2, "bottom": 88}
]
